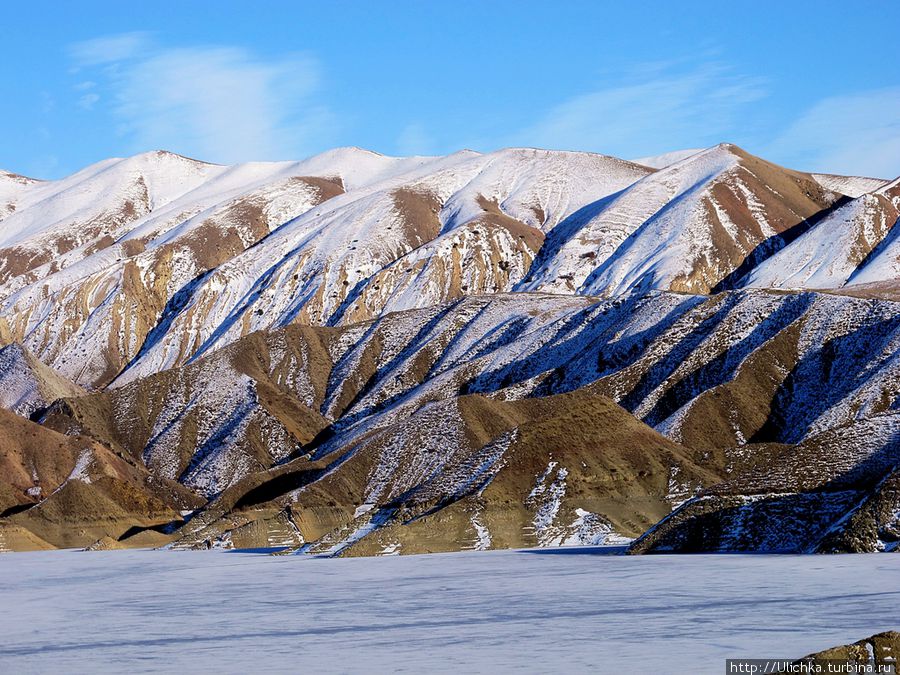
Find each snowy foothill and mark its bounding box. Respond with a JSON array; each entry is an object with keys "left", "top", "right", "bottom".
[{"left": 0, "top": 548, "right": 896, "bottom": 673}]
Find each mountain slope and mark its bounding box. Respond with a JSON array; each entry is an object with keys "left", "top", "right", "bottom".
[
  {"left": 105, "top": 149, "right": 649, "bottom": 386},
  {"left": 520, "top": 144, "right": 842, "bottom": 297},
  {"left": 35, "top": 288, "right": 900, "bottom": 554},
  {"left": 0, "top": 343, "right": 84, "bottom": 417},
  {"left": 41, "top": 325, "right": 335, "bottom": 498},
  {"left": 0, "top": 153, "right": 353, "bottom": 386},
  {"left": 629, "top": 414, "right": 900, "bottom": 554},
  {"left": 0, "top": 406, "right": 199, "bottom": 549},
  {"left": 3, "top": 145, "right": 894, "bottom": 392},
  {"left": 743, "top": 177, "right": 900, "bottom": 289},
  {"left": 3, "top": 144, "right": 900, "bottom": 555},
  {"left": 175, "top": 387, "right": 713, "bottom": 555}
]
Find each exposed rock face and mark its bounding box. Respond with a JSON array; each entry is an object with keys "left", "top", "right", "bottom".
[
  {"left": 801, "top": 631, "right": 900, "bottom": 668},
  {"left": 1, "top": 145, "right": 899, "bottom": 554}
]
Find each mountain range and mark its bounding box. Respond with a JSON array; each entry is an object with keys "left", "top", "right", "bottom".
[{"left": 0, "top": 144, "right": 898, "bottom": 555}]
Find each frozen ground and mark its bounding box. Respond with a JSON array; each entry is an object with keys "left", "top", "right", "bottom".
[{"left": 0, "top": 547, "right": 897, "bottom": 673}]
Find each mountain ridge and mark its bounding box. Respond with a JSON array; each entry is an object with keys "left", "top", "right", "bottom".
[{"left": 0, "top": 144, "right": 899, "bottom": 554}]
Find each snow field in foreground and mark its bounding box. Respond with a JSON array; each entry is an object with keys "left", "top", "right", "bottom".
[{"left": 0, "top": 547, "right": 897, "bottom": 673}]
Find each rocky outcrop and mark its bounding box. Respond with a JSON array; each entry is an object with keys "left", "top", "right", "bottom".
[{"left": 801, "top": 631, "right": 900, "bottom": 668}]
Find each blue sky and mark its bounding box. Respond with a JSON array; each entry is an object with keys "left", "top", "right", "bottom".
[{"left": 2, "top": 1, "right": 899, "bottom": 179}]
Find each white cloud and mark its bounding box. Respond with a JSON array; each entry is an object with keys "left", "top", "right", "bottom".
[
  {"left": 69, "top": 34, "right": 335, "bottom": 163},
  {"left": 513, "top": 63, "right": 766, "bottom": 158},
  {"left": 70, "top": 32, "right": 152, "bottom": 66},
  {"left": 767, "top": 87, "right": 900, "bottom": 178},
  {"left": 39, "top": 91, "right": 56, "bottom": 114},
  {"left": 78, "top": 93, "right": 100, "bottom": 110}
]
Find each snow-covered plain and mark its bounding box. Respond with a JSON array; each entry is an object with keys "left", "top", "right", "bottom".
[{"left": 0, "top": 548, "right": 896, "bottom": 673}]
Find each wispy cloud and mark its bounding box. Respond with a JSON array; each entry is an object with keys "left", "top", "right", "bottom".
[
  {"left": 77, "top": 93, "right": 100, "bottom": 111},
  {"left": 513, "top": 62, "right": 767, "bottom": 158},
  {"left": 396, "top": 122, "right": 434, "bottom": 156},
  {"left": 70, "top": 32, "right": 152, "bottom": 66},
  {"left": 767, "top": 87, "right": 900, "bottom": 178},
  {"left": 69, "top": 33, "right": 335, "bottom": 163}
]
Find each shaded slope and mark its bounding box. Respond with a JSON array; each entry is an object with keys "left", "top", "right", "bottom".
[
  {"left": 629, "top": 414, "right": 900, "bottom": 554},
  {"left": 166, "top": 387, "right": 716, "bottom": 554},
  {"left": 33, "top": 289, "right": 899, "bottom": 554},
  {"left": 0, "top": 342, "right": 84, "bottom": 417},
  {"left": 42, "top": 324, "right": 336, "bottom": 499},
  {"left": 744, "top": 177, "right": 900, "bottom": 290},
  {"left": 3, "top": 145, "right": 900, "bottom": 555},
  {"left": 520, "top": 144, "right": 841, "bottom": 296}
]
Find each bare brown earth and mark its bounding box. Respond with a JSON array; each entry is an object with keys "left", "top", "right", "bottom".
[
  {"left": 4, "top": 301, "right": 727, "bottom": 553},
  {"left": 0, "top": 285, "right": 897, "bottom": 553},
  {"left": 157, "top": 386, "right": 718, "bottom": 554},
  {"left": 0, "top": 185, "right": 149, "bottom": 286},
  {"left": 824, "top": 279, "right": 900, "bottom": 302},
  {"left": 40, "top": 324, "right": 336, "bottom": 498},
  {"left": 334, "top": 388, "right": 718, "bottom": 556},
  {"left": 391, "top": 187, "right": 443, "bottom": 247},
  {"left": 0, "top": 523, "right": 55, "bottom": 552},
  {"left": 329, "top": 191, "right": 546, "bottom": 326},
  {"left": 5, "top": 144, "right": 898, "bottom": 395},
  {"left": 0, "top": 284, "right": 898, "bottom": 554},
  {"left": 0, "top": 406, "right": 199, "bottom": 550}
]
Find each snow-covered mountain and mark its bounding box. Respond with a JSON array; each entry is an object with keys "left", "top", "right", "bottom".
[
  {"left": 743, "top": 177, "right": 900, "bottom": 289},
  {"left": 520, "top": 143, "right": 844, "bottom": 297},
  {"left": 0, "top": 147, "right": 650, "bottom": 387},
  {"left": 1, "top": 144, "right": 899, "bottom": 554}
]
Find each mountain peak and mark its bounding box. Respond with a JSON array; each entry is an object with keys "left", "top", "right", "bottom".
[{"left": 130, "top": 149, "right": 217, "bottom": 164}]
